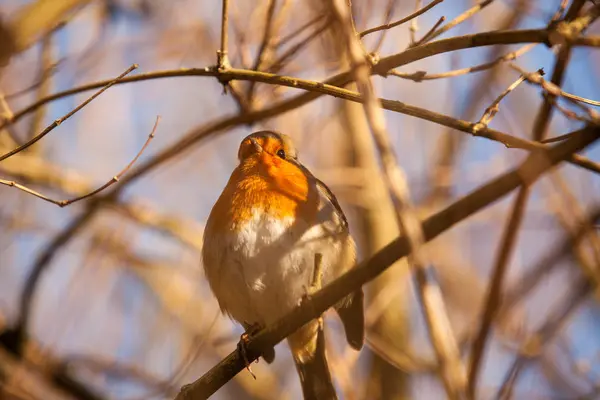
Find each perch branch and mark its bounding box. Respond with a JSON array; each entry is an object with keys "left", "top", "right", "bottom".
[{"left": 173, "top": 126, "right": 599, "bottom": 400}]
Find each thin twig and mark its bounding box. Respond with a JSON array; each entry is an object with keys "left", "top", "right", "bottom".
[
  {"left": 510, "top": 64, "right": 600, "bottom": 123},
  {"left": 388, "top": 44, "right": 536, "bottom": 82},
  {"left": 472, "top": 74, "right": 527, "bottom": 133},
  {"left": 217, "top": 0, "right": 230, "bottom": 70},
  {"left": 359, "top": 0, "right": 444, "bottom": 38},
  {"left": 541, "top": 130, "right": 586, "bottom": 144},
  {"left": 412, "top": 16, "right": 446, "bottom": 46},
  {"left": 425, "top": 0, "right": 496, "bottom": 42},
  {"left": 0, "top": 116, "right": 159, "bottom": 207},
  {"left": 331, "top": 0, "right": 466, "bottom": 398},
  {"left": 0, "top": 64, "right": 138, "bottom": 162},
  {"left": 511, "top": 64, "right": 600, "bottom": 108}
]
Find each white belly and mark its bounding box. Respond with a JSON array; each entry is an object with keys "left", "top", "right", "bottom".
[{"left": 205, "top": 209, "right": 346, "bottom": 327}]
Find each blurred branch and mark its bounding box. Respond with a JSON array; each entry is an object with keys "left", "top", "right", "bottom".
[
  {"left": 331, "top": 0, "right": 466, "bottom": 398},
  {"left": 0, "top": 208, "right": 98, "bottom": 356},
  {"left": 65, "top": 355, "right": 178, "bottom": 397},
  {"left": 267, "top": 17, "right": 330, "bottom": 74},
  {"left": 469, "top": 5, "right": 592, "bottom": 393},
  {"left": 174, "top": 126, "right": 599, "bottom": 399},
  {"left": 550, "top": 0, "right": 569, "bottom": 24},
  {"left": 497, "top": 277, "right": 593, "bottom": 399},
  {"left": 358, "top": 0, "right": 444, "bottom": 38},
  {"left": 0, "top": 116, "right": 160, "bottom": 207},
  {"left": 533, "top": 1, "right": 600, "bottom": 138},
  {"left": 499, "top": 206, "right": 600, "bottom": 319},
  {"left": 365, "top": 332, "right": 435, "bottom": 374},
  {"left": 423, "top": 0, "right": 496, "bottom": 43},
  {"left": 0, "top": 0, "right": 92, "bottom": 66},
  {"left": 27, "top": 35, "right": 53, "bottom": 145},
  {"left": 409, "top": 0, "right": 423, "bottom": 44},
  {"left": 0, "top": 64, "right": 138, "bottom": 162},
  {"left": 388, "top": 43, "right": 536, "bottom": 82},
  {"left": 0, "top": 338, "right": 106, "bottom": 400},
  {"left": 468, "top": 177, "right": 531, "bottom": 398},
  {"left": 277, "top": 14, "right": 325, "bottom": 48},
  {"left": 247, "top": 0, "right": 277, "bottom": 82},
  {"left": 370, "top": 0, "right": 399, "bottom": 53},
  {"left": 4, "top": 27, "right": 598, "bottom": 134}
]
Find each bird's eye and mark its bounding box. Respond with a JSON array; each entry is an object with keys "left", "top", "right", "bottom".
[{"left": 276, "top": 149, "right": 286, "bottom": 159}]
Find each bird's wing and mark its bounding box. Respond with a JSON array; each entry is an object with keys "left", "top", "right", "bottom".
[
  {"left": 292, "top": 158, "right": 349, "bottom": 232},
  {"left": 315, "top": 177, "right": 349, "bottom": 231}
]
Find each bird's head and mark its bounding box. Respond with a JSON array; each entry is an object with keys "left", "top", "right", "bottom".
[
  {"left": 238, "top": 130, "right": 298, "bottom": 166},
  {"left": 235, "top": 130, "right": 314, "bottom": 206}
]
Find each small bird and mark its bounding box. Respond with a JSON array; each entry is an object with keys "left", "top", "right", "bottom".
[{"left": 202, "top": 130, "right": 364, "bottom": 399}]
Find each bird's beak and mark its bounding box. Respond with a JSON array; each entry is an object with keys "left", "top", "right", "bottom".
[{"left": 250, "top": 138, "right": 263, "bottom": 153}]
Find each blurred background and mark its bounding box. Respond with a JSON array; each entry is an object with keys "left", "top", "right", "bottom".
[{"left": 0, "top": 0, "right": 599, "bottom": 399}]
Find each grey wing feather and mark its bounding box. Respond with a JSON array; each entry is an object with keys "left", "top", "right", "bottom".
[{"left": 315, "top": 178, "right": 349, "bottom": 231}]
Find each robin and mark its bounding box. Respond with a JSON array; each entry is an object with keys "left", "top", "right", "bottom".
[{"left": 202, "top": 130, "right": 364, "bottom": 399}]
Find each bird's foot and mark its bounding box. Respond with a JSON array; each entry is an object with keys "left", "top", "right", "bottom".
[{"left": 238, "top": 323, "right": 263, "bottom": 379}]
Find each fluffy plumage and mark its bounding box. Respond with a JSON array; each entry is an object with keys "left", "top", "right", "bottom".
[{"left": 202, "top": 131, "right": 364, "bottom": 399}]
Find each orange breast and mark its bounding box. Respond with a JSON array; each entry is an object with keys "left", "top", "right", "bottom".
[{"left": 209, "top": 153, "right": 318, "bottom": 231}]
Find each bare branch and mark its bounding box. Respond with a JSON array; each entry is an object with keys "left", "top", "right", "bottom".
[
  {"left": 0, "top": 116, "right": 159, "bottom": 207},
  {"left": 0, "top": 64, "right": 138, "bottom": 162},
  {"left": 217, "top": 0, "right": 230, "bottom": 70},
  {"left": 498, "top": 277, "right": 593, "bottom": 399},
  {"left": 424, "top": 0, "right": 496, "bottom": 42},
  {"left": 510, "top": 64, "right": 600, "bottom": 112},
  {"left": 388, "top": 44, "right": 536, "bottom": 82},
  {"left": 330, "top": 0, "right": 466, "bottom": 398},
  {"left": 412, "top": 15, "right": 446, "bottom": 46},
  {"left": 358, "top": 0, "right": 444, "bottom": 38},
  {"left": 472, "top": 74, "right": 527, "bottom": 133},
  {"left": 3, "top": 28, "right": 597, "bottom": 134},
  {"left": 468, "top": 3, "right": 591, "bottom": 395}
]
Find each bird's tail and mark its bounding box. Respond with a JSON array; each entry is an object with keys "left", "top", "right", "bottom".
[{"left": 288, "top": 320, "right": 338, "bottom": 400}]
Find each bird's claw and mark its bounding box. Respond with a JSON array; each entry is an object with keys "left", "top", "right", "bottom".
[{"left": 238, "top": 324, "right": 262, "bottom": 379}]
